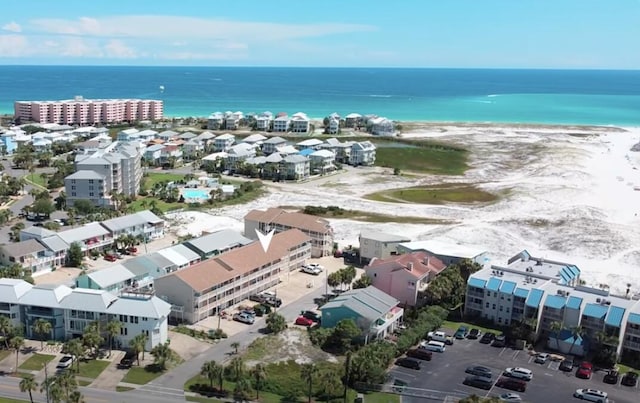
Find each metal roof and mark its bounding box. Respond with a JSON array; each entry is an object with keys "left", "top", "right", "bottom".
[
  {"left": 65, "top": 170, "right": 105, "bottom": 180},
  {"left": 18, "top": 284, "right": 73, "bottom": 307},
  {"left": 359, "top": 231, "right": 411, "bottom": 243},
  {"left": 320, "top": 286, "right": 399, "bottom": 323},
  {"left": 525, "top": 289, "right": 544, "bottom": 308},
  {"left": 628, "top": 313, "right": 640, "bottom": 325},
  {"left": 106, "top": 295, "right": 171, "bottom": 319},
  {"left": 514, "top": 288, "right": 529, "bottom": 298},
  {"left": 39, "top": 235, "right": 69, "bottom": 252},
  {"left": 499, "top": 281, "right": 517, "bottom": 295},
  {"left": 101, "top": 210, "right": 163, "bottom": 232},
  {"left": 157, "top": 248, "right": 189, "bottom": 267},
  {"left": 468, "top": 277, "right": 487, "bottom": 289},
  {"left": 165, "top": 244, "right": 200, "bottom": 262},
  {"left": 583, "top": 303, "right": 609, "bottom": 319},
  {"left": 85, "top": 265, "right": 135, "bottom": 288},
  {"left": 0, "top": 279, "right": 33, "bottom": 303},
  {"left": 60, "top": 288, "right": 118, "bottom": 311},
  {"left": 122, "top": 256, "right": 157, "bottom": 277},
  {"left": 1, "top": 239, "right": 47, "bottom": 257},
  {"left": 544, "top": 294, "right": 567, "bottom": 310},
  {"left": 486, "top": 277, "right": 502, "bottom": 292},
  {"left": 184, "top": 229, "right": 252, "bottom": 255},
  {"left": 58, "top": 223, "right": 110, "bottom": 244},
  {"left": 605, "top": 305, "right": 626, "bottom": 328},
  {"left": 566, "top": 296, "right": 583, "bottom": 310}
]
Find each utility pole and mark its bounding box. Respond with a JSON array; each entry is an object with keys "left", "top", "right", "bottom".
[{"left": 43, "top": 362, "right": 50, "bottom": 403}]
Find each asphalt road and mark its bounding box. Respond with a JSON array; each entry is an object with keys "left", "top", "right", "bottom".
[{"left": 388, "top": 332, "right": 639, "bottom": 403}]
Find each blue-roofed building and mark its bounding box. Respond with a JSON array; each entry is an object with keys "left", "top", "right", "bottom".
[
  {"left": 500, "top": 281, "right": 517, "bottom": 295},
  {"left": 547, "top": 329, "right": 586, "bottom": 357},
  {"left": 486, "top": 277, "right": 502, "bottom": 292},
  {"left": 622, "top": 312, "right": 640, "bottom": 358},
  {"left": 581, "top": 302, "right": 609, "bottom": 338},
  {"left": 298, "top": 148, "right": 314, "bottom": 156},
  {"left": 540, "top": 293, "right": 567, "bottom": 332},
  {"left": 605, "top": 305, "right": 625, "bottom": 330},
  {"left": 526, "top": 289, "right": 544, "bottom": 309}
]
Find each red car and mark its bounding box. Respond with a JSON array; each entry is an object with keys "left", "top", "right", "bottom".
[
  {"left": 104, "top": 254, "right": 117, "bottom": 262},
  {"left": 576, "top": 362, "right": 593, "bottom": 379},
  {"left": 127, "top": 247, "right": 138, "bottom": 253},
  {"left": 295, "top": 316, "right": 314, "bottom": 327}
]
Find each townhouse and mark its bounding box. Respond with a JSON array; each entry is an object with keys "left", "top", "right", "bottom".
[
  {"left": 0, "top": 279, "right": 170, "bottom": 350},
  {"left": 0, "top": 239, "right": 63, "bottom": 277},
  {"left": 101, "top": 210, "right": 165, "bottom": 241},
  {"left": 244, "top": 207, "right": 334, "bottom": 257},
  {"left": 183, "top": 229, "right": 252, "bottom": 259},
  {"left": 464, "top": 250, "right": 640, "bottom": 359},
  {"left": 365, "top": 252, "right": 446, "bottom": 307},
  {"left": 154, "top": 229, "right": 311, "bottom": 324},
  {"left": 358, "top": 231, "right": 411, "bottom": 264},
  {"left": 397, "top": 240, "right": 488, "bottom": 266}
]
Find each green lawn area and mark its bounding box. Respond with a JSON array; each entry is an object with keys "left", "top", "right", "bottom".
[
  {"left": 22, "top": 173, "right": 47, "bottom": 188},
  {"left": 442, "top": 320, "right": 504, "bottom": 335},
  {"left": 77, "top": 379, "right": 92, "bottom": 387},
  {"left": 18, "top": 353, "right": 56, "bottom": 371},
  {"left": 130, "top": 197, "right": 183, "bottom": 213},
  {"left": 374, "top": 144, "right": 469, "bottom": 175},
  {"left": 616, "top": 363, "right": 640, "bottom": 374},
  {"left": 122, "top": 365, "right": 165, "bottom": 385},
  {"left": 185, "top": 375, "right": 286, "bottom": 403},
  {"left": 116, "top": 386, "right": 136, "bottom": 392},
  {"left": 279, "top": 205, "right": 455, "bottom": 226},
  {"left": 143, "top": 172, "right": 187, "bottom": 190},
  {"left": 0, "top": 349, "right": 10, "bottom": 361},
  {"left": 0, "top": 398, "right": 28, "bottom": 403},
  {"left": 73, "top": 359, "right": 110, "bottom": 379},
  {"left": 364, "top": 183, "right": 499, "bottom": 205}
]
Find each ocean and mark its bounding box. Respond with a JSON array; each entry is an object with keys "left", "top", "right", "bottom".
[{"left": 1, "top": 66, "right": 640, "bottom": 125}]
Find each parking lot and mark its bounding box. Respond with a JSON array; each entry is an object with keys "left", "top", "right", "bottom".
[{"left": 387, "top": 329, "right": 639, "bottom": 403}]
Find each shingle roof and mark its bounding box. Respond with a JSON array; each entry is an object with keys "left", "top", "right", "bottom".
[
  {"left": 58, "top": 223, "right": 110, "bottom": 244},
  {"left": 263, "top": 136, "right": 287, "bottom": 144},
  {"left": 1, "top": 239, "right": 47, "bottom": 257},
  {"left": 184, "top": 229, "right": 252, "bottom": 255},
  {"left": 366, "top": 252, "right": 446, "bottom": 280},
  {"left": 21, "top": 226, "right": 55, "bottom": 239},
  {"left": 18, "top": 284, "right": 73, "bottom": 307},
  {"left": 106, "top": 295, "right": 171, "bottom": 319},
  {"left": 244, "top": 208, "right": 332, "bottom": 234},
  {"left": 320, "top": 286, "right": 399, "bottom": 323},
  {"left": 172, "top": 229, "right": 310, "bottom": 292}
]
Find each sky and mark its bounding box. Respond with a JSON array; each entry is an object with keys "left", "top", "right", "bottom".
[{"left": 1, "top": 0, "right": 639, "bottom": 69}]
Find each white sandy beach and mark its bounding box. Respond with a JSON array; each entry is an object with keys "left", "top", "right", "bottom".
[{"left": 167, "top": 124, "right": 640, "bottom": 295}]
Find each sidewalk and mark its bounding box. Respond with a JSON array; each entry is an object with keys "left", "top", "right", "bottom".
[{"left": 90, "top": 351, "right": 126, "bottom": 390}]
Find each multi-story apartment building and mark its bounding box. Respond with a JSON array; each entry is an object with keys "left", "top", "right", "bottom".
[
  {"left": 465, "top": 250, "right": 640, "bottom": 360},
  {"left": 0, "top": 240, "right": 64, "bottom": 277},
  {"left": 100, "top": 210, "right": 165, "bottom": 241},
  {"left": 0, "top": 279, "right": 171, "bottom": 350},
  {"left": 154, "top": 229, "right": 311, "bottom": 324},
  {"left": 244, "top": 208, "right": 334, "bottom": 257},
  {"left": 14, "top": 97, "right": 163, "bottom": 125},
  {"left": 65, "top": 142, "right": 142, "bottom": 208}
]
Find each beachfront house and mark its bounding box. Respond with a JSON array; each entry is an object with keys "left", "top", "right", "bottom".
[
  {"left": 207, "top": 112, "right": 225, "bottom": 130},
  {"left": 213, "top": 133, "right": 235, "bottom": 152},
  {"left": 225, "top": 112, "right": 243, "bottom": 130},
  {"left": 290, "top": 112, "right": 310, "bottom": 133},
  {"left": 256, "top": 112, "right": 274, "bottom": 131},
  {"left": 350, "top": 141, "right": 376, "bottom": 166},
  {"left": 262, "top": 136, "right": 287, "bottom": 155},
  {"left": 309, "top": 149, "right": 336, "bottom": 174},
  {"left": 345, "top": 113, "right": 362, "bottom": 128},
  {"left": 327, "top": 117, "right": 340, "bottom": 134},
  {"left": 364, "top": 252, "right": 446, "bottom": 307},
  {"left": 273, "top": 115, "right": 290, "bottom": 132},
  {"left": 368, "top": 117, "right": 395, "bottom": 136},
  {"left": 282, "top": 154, "right": 310, "bottom": 181}
]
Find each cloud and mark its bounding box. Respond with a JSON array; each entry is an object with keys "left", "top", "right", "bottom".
[
  {"left": 104, "top": 39, "right": 137, "bottom": 58},
  {"left": 0, "top": 35, "right": 30, "bottom": 56},
  {"left": 2, "top": 21, "right": 21, "bottom": 33}
]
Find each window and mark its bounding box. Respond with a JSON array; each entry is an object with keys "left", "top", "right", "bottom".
[
  {"left": 506, "top": 308, "right": 510, "bottom": 313},
  {"left": 120, "top": 327, "right": 128, "bottom": 336},
  {"left": 494, "top": 292, "right": 498, "bottom": 297},
  {"left": 130, "top": 316, "right": 138, "bottom": 324},
  {"left": 142, "top": 317, "right": 148, "bottom": 321},
  {"left": 71, "top": 192, "right": 76, "bottom": 197},
  {"left": 498, "top": 318, "right": 502, "bottom": 323},
  {"left": 71, "top": 186, "right": 76, "bottom": 190},
  {"left": 485, "top": 302, "right": 490, "bottom": 308},
  {"left": 492, "top": 304, "right": 496, "bottom": 310},
  {"left": 89, "top": 193, "right": 94, "bottom": 197},
  {"left": 499, "top": 306, "right": 503, "bottom": 311}
]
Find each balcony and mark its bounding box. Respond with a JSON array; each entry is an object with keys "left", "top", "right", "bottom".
[
  {"left": 371, "top": 306, "right": 404, "bottom": 334},
  {"left": 623, "top": 340, "right": 640, "bottom": 352}
]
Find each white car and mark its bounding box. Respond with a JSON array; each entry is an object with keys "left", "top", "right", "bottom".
[
  {"left": 573, "top": 388, "right": 608, "bottom": 403},
  {"left": 302, "top": 264, "right": 323, "bottom": 275},
  {"left": 503, "top": 367, "right": 533, "bottom": 381},
  {"left": 534, "top": 353, "right": 549, "bottom": 364},
  {"left": 56, "top": 355, "right": 74, "bottom": 369},
  {"left": 499, "top": 393, "right": 522, "bottom": 402}
]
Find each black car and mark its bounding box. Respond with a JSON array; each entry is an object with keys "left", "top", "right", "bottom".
[
  {"left": 492, "top": 334, "right": 507, "bottom": 347},
  {"left": 301, "top": 310, "right": 321, "bottom": 322},
  {"left": 603, "top": 369, "right": 619, "bottom": 384},
  {"left": 621, "top": 371, "right": 639, "bottom": 387},
  {"left": 264, "top": 296, "right": 282, "bottom": 308},
  {"left": 467, "top": 328, "right": 482, "bottom": 339},
  {"left": 559, "top": 357, "right": 574, "bottom": 372},
  {"left": 249, "top": 294, "right": 268, "bottom": 304},
  {"left": 463, "top": 375, "right": 493, "bottom": 390},
  {"left": 495, "top": 377, "right": 527, "bottom": 392},
  {"left": 119, "top": 351, "right": 137, "bottom": 368},
  {"left": 479, "top": 332, "right": 495, "bottom": 344},
  {"left": 465, "top": 365, "right": 493, "bottom": 378},
  {"left": 395, "top": 357, "right": 421, "bottom": 370},
  {"left": 406, "top": 348, "right": 432, "bottom": 361}
]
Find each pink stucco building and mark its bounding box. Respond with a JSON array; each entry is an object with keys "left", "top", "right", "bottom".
[
  {"left": 14, "top": 97, "right": 163, "bottom": 125},
  {"left": 365, "top": 252, "right": 447, "bottom": 307}
]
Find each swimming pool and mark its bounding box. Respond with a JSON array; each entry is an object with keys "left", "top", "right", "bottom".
[{"left": 182, "top": 189, "right": 210, "bottom": 200}]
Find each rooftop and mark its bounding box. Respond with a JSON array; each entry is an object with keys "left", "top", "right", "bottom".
[
  {"left": 184, "top": 229, "right": 252, "bottom": 255},
  {"left": 65, "top": 170, "right": 105, "bottom": 180},
  {"left": 366, "top": 252, "right": 446, "bottom": 280},
  {"left": 100, "top": 210, "right": 163, "bottom": 233},
  {"left": 244, "top": 207, "right": 332, "bottom": 235},
  {"left": 360, "top": 231, "right": 411, "bottom": 243},
  {"left": 321, "top": 286, "right": 399, "bottom": 323},
  {"left": 58, "top": 222, "right": 110, "bottom": 245},
  {"left": 398, "top": 240, "right": 487, "bottom": 259},
  {"left": 1, "top": 239, "right": 47, "bottom": 257},
  {"left": 83, "top": 265, "right": 135, "bottom": 288}
]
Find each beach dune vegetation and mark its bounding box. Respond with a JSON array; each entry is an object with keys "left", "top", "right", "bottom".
[{"left": 364, "top": 183, "right": 499, "bottom": 204}]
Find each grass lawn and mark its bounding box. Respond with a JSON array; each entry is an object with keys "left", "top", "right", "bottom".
[
  {"left": 22, "top": 173, "right": 47, "bottom": 188},
  {"left": 77, "top": 379, "right": 92, "bottom": 387},
  {"left": 374, "top": 144, "right": 468, "bottom": 175},
  {"left": 122, "top": 365, "right": 165, "bottom": 385},
  {"left": 0, "top": 398, "right": 28, "bottom": 403},
  {"left": 143, "top": 172, "right": 187, "bottom": 190},
  {"left": 278, "top": 205, "right": 455, "bottom": 225},
  {"left": 116, "top": 386, "right": 136, "bottom": 392},
  {"left": 73, "top": 359, "right": 110, "bottom": 379},
  {"left": 130, "top": 197, "right": 182, "bottom": 213},
  {"left": 442, "top": 320, "right": 504, "bottom": 335},
  {"left": 18, "top": 353, "right": 56, "bottom": 371},
  {"left": 364, "top": 183, "right": 499, "bottom": 205},
  {"left": 0, "top": 350, "right": 10, "bottom": 361},
  {"left": 616, "top": 363, "right": 640, "bottom": 374}
]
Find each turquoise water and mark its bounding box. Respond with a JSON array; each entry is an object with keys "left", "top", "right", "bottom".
[
  {"left": 1, "top": 66, "right": 640, "bottom": 125},
  {"left": 182, "top": 189, "right": 210, "bottom": 200}
]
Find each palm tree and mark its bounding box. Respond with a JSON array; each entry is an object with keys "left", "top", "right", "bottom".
[
  {"left": 549, "top": 321, "right": 564, "bottom": 351},
  {"left": 300, "top": 363, "right": 318, "bottom": 403},
  {"left": 105, "top": 320, "right": 121, "bottom": 358},
  {"left": 568, "top": 326, "right": 584, "bottom": 356},
  {"left": 9, "top": 336, "right": 24, "bottom": 374},
  {"left": 201, "top": 360, "right": 222, "bottom": 390},
  {"left": 130, "top": 333, "right": 148, "bottom": 366},
  {"left": 33, "top": 318, "right": 52, "bottom": 350},
  {"left": 64, "top": 338, "right": 85, "bottom": 373},
  {"left": 69, "top": 390, "right": 86, "bottom": 403},
  {"left": 0, "top": 315, "right": 12, "bottom": 349},
  {"left": 251, "top": 363, "right": 267, "bottom": 399},
  {"left": 150, "top": 341, "right": 175, "bottom": 370},
  {"left": 19, "top": 374, "right": 38, "bottom": 403},
  {"left": 230, "top": 341, "right": 240, "bottom": 355},
  {"left": 57, "top": 369, "right": 78, "bottom": 401},
  {"left": 228, "top": 356, "right": 245, "bottom": 382}
]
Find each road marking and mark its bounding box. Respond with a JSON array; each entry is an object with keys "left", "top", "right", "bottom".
[
  {"left": 527, "top": 356, "right": 534, "bottom": 363},
  {"left": 144, "top": 384, "right": 185, "bottom": 392},
  {"left": 544, "top": 373, "right": 553, "bottom": 377},
  {"left": 499, "top": 348, "right": 506, "bottom": 357},
  {"left": 511, "top": 351, "right": 520, "bottom": 360}
]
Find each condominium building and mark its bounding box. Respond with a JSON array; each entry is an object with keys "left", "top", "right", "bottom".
[
  {"left": 244, "top": 207, "right": 334, "bottom": 257},
  {"left": 154, "top": 229, "right": 311, "bottom": 324},
  {"left": 14, "top": 97, "right": 163, "bottom": 125},
  {"left": 465, "top": 250, "right": 640, "bottom": 359},
  {"left": 0, "top": 279, "right": 171, "bottom": 350},
  {"left": 65, "top": 142, "right": 142, "bottom": 208}
]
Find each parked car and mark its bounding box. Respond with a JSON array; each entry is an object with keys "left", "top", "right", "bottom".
[
  {"left": 465, "top": 366, "right": 493, "bottom": 378},
  {"left": 119, "top": 351, "right": 137, "bottom": 369},
  {"left": 427, "top": 330, "right": 454, "bottom": 345},
  {"left": 534, "top": 353, "right": 550, "bottom": 364},
  {"left": 621, "top": 371, "right": 638, "bottom": 386},
  {"left": 492, "top": 334, "right": 507, "bottom": 347},
  {"left": 265, "top": 296, "right": 282, "bottom": 308},
  {"left": 302, "top": 263, "right": 323, "bottom": 275},
  {"left": 560, "top": 357, "right": 574, "bottom": 372},
  {"left": 240, "top": 309, "right": 256, "bottom": 317},
  {"left": 480, "top": 332, "right": 496, "bottom": 344},
  {"left": 395, "top": 357, "right": 421, "bottom": 370},
  {"left": 496, "top": 377, "right": 527, "bottom": 392},
  {"left": 295, "top": 316, "right": 314, "bottom": 327},
  {"left": 603, "top": 369, "right": 619, "bottom": 384},
  {"left": 573, "top": 388, "right": 608, "bottom": 402},
  {"left": 104, "top": 254, "right": 117, "bottom": 262},
  {"left": 503, "top": 367, "right": 533, "bottom": 381},
  {"left": 419, "top": 340, "right": 446, "bottom": 352},
  {"left": 454, "top": 326, "right": 468, "bottom": 339},
  {"left": 127, "top": 247, "right": 138, "bottom": 253},
  {"left": 249, "top": 294, "right": 269, "bottom": 304},
  {"left": 463, "top": 375, "right": 493, "bottom": 390},
  {"left": 301, "top": 310, "right": 321, "bottom": 323},
  {"left": 499, "top": 393, "right": 523, "bottom": 402},
  {"left": 233, "top": 312, "right": 255, "bottom": 325},
  {"left": 406, "top": 348, "right": 432, "bottom": 361},
  {"left": 576, "top": 362, "right": 593, "bottom": 379},
  {"left": 56, "top": 356, "right": 74, "bottom": 369},
  {"left": 467, "top": 328, "right": 482, "bottom": 339}
]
